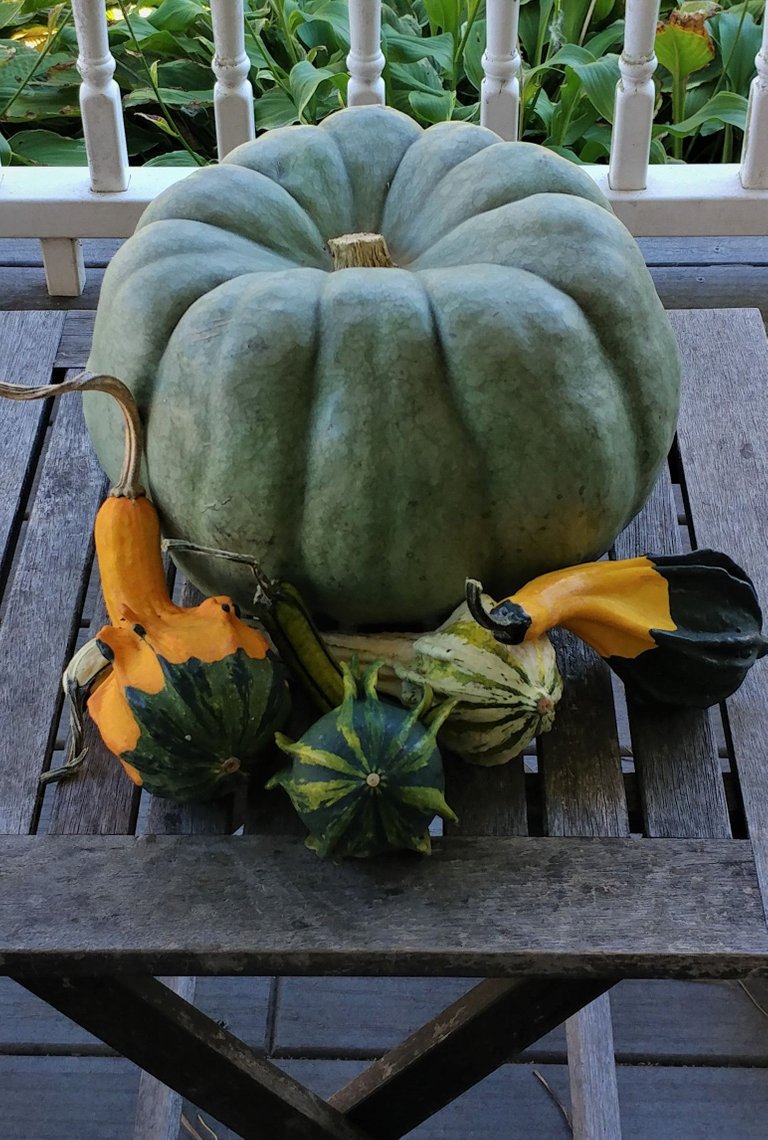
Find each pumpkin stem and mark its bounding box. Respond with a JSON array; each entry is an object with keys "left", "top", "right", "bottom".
[
  {"left": 327, "top": 232, "right": 396, "bottom": 270},
  {"left": 0, "top": 372, "right": 144, "bottom": 499}
]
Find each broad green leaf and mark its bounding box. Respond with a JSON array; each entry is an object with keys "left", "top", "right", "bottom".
[
  {"left": 422, "top": 0, "right": 461, "bottom": 37},
  {"left": 561, "top": 0, "right": 620, "bottom": 44},
  {"left": 383, "top": 29, "right": 454, "bottom": 72},
  {"left": 650, "top": 138, "right": 668, "bottom": 164},
  {"left": 299, "top": 0, "right": 350, "bottom": 46},
  {"left": 0, "top": 126, "right": 10, "bottom": 165},
  {"left": 709, "top": 10, "right": 761, "bottom": 94},
  {"left": 408, "top": 88, "right": 454, "bottom": 123},
  {"left": 148, "top": 0, "right": 205, "bottom": 34},
  {"left": 546, "top": 144, "right": 587, "bottom": 164},
  {"left": 10, "top": 127, "right": 87, "bottom": 163},
  {"left": 253, "top": 86, "right": 299, "bottom": 129},
  {"left": 451, "top": 100, "right": 479, "bottom": 122},
  {"left": 567, "top": 53, "right": 620, "bottom": 123},
  {"left": 0, "top": 2, "right": 24, "bottom": 28},
  {"left": 661, "top": 90, "right": 748, "bottom": 134},
  {"left": 123, "top": 85, "right": 213, "bottom": 109},
  {"left": 288, "top": 58, "right": 337, "bottom": 117},
  {"left": 655, "top": 20, "right": 716, "bottom": 82},
  {"left": 143, "top": 149, "right": 205, "bottom": 165},
  {"left": 388, "top": 59, "right": 444, "bottom": 95},
  {"left": 156, "top": 59, "right": 213, "bottom": 89},
  {"left": 461, "top": 17, "right": 484, "bottom": 91},
  {"left": 584, "top": 18, "right": 625, "bottom": 58},
  {"left": 2, "top": 83, "right": 80, "bottom": 119}
]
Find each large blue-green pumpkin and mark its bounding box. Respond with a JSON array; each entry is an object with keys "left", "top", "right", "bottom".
[{"left": 86, "top": 105, "right": 680, "bottom": 625}]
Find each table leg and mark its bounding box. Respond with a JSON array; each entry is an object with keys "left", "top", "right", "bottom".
[
  {"left": 330, "top": 976, "right": 614, "bottom": 1139},
  {"left": 17, "top": 974, "right": 371, "bottom": 1140}
]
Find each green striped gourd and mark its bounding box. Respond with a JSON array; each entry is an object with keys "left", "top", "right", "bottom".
[
  {"left": 267, "top": 664, "right": 456, "bottom": 858},
  {"left": 325, "top": 598, "right": 563, "bottom": 766}
]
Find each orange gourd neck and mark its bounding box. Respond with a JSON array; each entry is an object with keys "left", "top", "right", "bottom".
[{"left": 96, "top": 495, "right": 176, "bottom": 626}]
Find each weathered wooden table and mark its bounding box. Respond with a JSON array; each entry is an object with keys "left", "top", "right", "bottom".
[{"left": 1, "top": 307, "right": 767, "bottom": 1140}]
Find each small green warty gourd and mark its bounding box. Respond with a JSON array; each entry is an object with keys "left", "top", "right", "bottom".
[
  {"left": 267, "top": 663, "right": 457, "bottom": 858},
  {"left": 86, "top": 104, "right": 680, "bottom": 625}
]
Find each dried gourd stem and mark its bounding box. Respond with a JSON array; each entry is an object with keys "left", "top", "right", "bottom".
[
  {"left": 162, "top": 537, "right": 274, "bottom": 599},
  {"left": 327, "top": 232, "right": 396, "bottom": 270},
  {"left": 0, "top": 372, "right": 144, "bottom": 498}
]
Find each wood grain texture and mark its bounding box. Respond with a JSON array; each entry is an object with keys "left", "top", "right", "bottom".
[
  {"left": 329, "top": 977, "right": 608, "bottom": 1139},
  {"left": 537, "top": 629, "right": 627, "bottom": 1139},
  {"left": 55, "top": 311, "right": 96, "bottom": 368},
  {"left": 638, "top": 236, "right": 768, "bottom": 267},
  {"left": 0, "top": 310, "right": 64, "bottom": 591},
  {"left": 651, "top": 265, "right": 768, "bottom": 319},
  {"left": 539, "top": 633, "right": 629, "bottom": 839},
  {"left": 444, "top": 751, "right": 528, "bottom": 836},
  {"left": 614, "top": 470, "right": 730, "bottom": 839},
  {"left": 0, "top": 268, "right": 104, "bottom": 310},
  {"left": 20, "top": 975, "right": 371, "bottom": 1140},
  {"left": 0, "top": 238, "right": 123, "bottom": 268},
  {"left": 47, "top": 586, "right": 140, "bottom": 837},
  {"left": 1, "top": 834, "right": 766, "bottom": 977},
  {"left": 0, "top": 391, "right": 105, "bottom": 834},
  {"left": 669, "top": 308, "right": 768, "bottom": 937}
]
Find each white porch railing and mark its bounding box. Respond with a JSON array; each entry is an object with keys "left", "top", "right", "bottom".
[{"left": 1, "top": 0, "right": 767, "bottom": 295}]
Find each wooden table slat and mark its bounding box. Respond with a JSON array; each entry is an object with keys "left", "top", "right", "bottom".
[
  {"left": 0, "top": 311, "right": 65, "bottom": 594},
  {"left": 671, "top": 308, "right": 768, "bottom": 919},
  {"left": 0, "top": 389, "right": 105, "bottom": 835},
  {"left": 614, "top": 467, "right": 731, "bottom": 839},
  {"left": 538, "top": 629, "right": 628, "bottom": 1137},
  {"left": 0, "top": 834, "right": 765, "bottom": 977}
]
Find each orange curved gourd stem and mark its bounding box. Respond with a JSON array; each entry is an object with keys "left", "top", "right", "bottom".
[
  {"left": 507, "top": 557, "right": 676, "bottom": 659},
  {"left": 468, "top": 557, "right": 677, "bottom": 661}
]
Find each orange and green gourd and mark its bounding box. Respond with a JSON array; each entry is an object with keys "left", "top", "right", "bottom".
[
  {"left": 0, "top": 374, "right": 289, "bottom": 801},
  {"left": 466, "top": 551, "right": 767, "bottom": 708}
]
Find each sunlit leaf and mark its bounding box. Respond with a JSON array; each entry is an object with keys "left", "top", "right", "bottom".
[
  {"left": 288, "top": 58, "right": 337, "bottom": 117},
  {"left": 253, "top": 86, "right": 298, "bottom": 129},
  {"left": 660, "top": 89, "right": 748, "bottom": 134},
  {"left": 567, "top": 52, "right": 620, "bottom": 123},
  {"left": 708, "top": 9, "right": 761, "bottom": 93},
  {"left": 655, "top": 18, "right": 716, "bottom": 81}
]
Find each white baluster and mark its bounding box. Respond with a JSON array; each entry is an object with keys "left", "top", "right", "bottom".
[
  {"left": 72, "top": 0, "right": 129, "bottom": 192},
  {"left": 481, "top": 0, "right": 521, "bottom": 140},
  {"left": 211, "top": 0, "right": 255, "bottom": 159},
  {"left": 740, "top": 5, "right": 768, "bottom": 190},
  {"left": 347, "top": 0, "right": 385, "bottom": 106},
  {"left": 608, "top": 0, "right": 661, "bottom": 191}
]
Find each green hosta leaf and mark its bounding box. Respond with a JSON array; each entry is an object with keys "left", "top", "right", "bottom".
[
  {"left": 388, "top": 58, "right": 444, "bottom": 94},
  {"left": 0, "top": 127, "right": 10, "bottom": 165},
  {"left": 660, "top": 90, "right": 748, "bottom": 134},
  {"left": 561, "top": 0, "right": 621, "bottom": 44},
  {"left": 461, "top": 17, "right": 484, "bottom": 91},
  {"left": 650, "top": 137, "right": 668, "bottom": 164},
  {"left": 709, "top": 10, "right": 761, "bottom": 94},
  {"left": 124, "top": 86, "right": 213, "bottom": 109},
  {"left": 148, "top": 0, "right": 205, "bottom": 34},
  {"left": 300, "top": 0, "right": 350, "bottom": 47},
  {"left": 383, "top": 29, "right": 454, "bottom": 72},
  {"left": 451, "top": 100, "right": 479, "bottom": 122},
  {"left": 156, "top": 59, "right": 214, "bottom": 89},
  {"left": 253, "top": 86, "right": 299, "bottom": 129},
  {"left": 544, "top": 144, "right": 586, "bottom": 164},
  {"left": 408, "top": 88, "right": 454, "bottom": 123},
  {"left": 10, "top": 127, "right": 87, "bottom": 163},
  {"left": 288, "top": 58, "right": 338, "bottom": 118},
  {"left": 655, "top": 19, "right": 716, "bottom": 82},
  {"left": 2, "top": 83, "right": 80, "bottom": 120},
  {"left": 567, "top": 53, "right": 620, "bottom": 123},
  {"left": 584, "top": 18, "right": 626, "bottom": 58},
  {"left": 143, "top": 149, "right": 205, "bottom": 165},
  {"left": 422, "top": 0, "right": 461, "bottom": 37},
  {"left": 0, "top": 2, "right": 23, "bottom": 29}
]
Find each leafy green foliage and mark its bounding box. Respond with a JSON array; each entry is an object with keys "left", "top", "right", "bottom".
[{"left": 0, "top": 0, "right": 761, "bottom": 166}]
